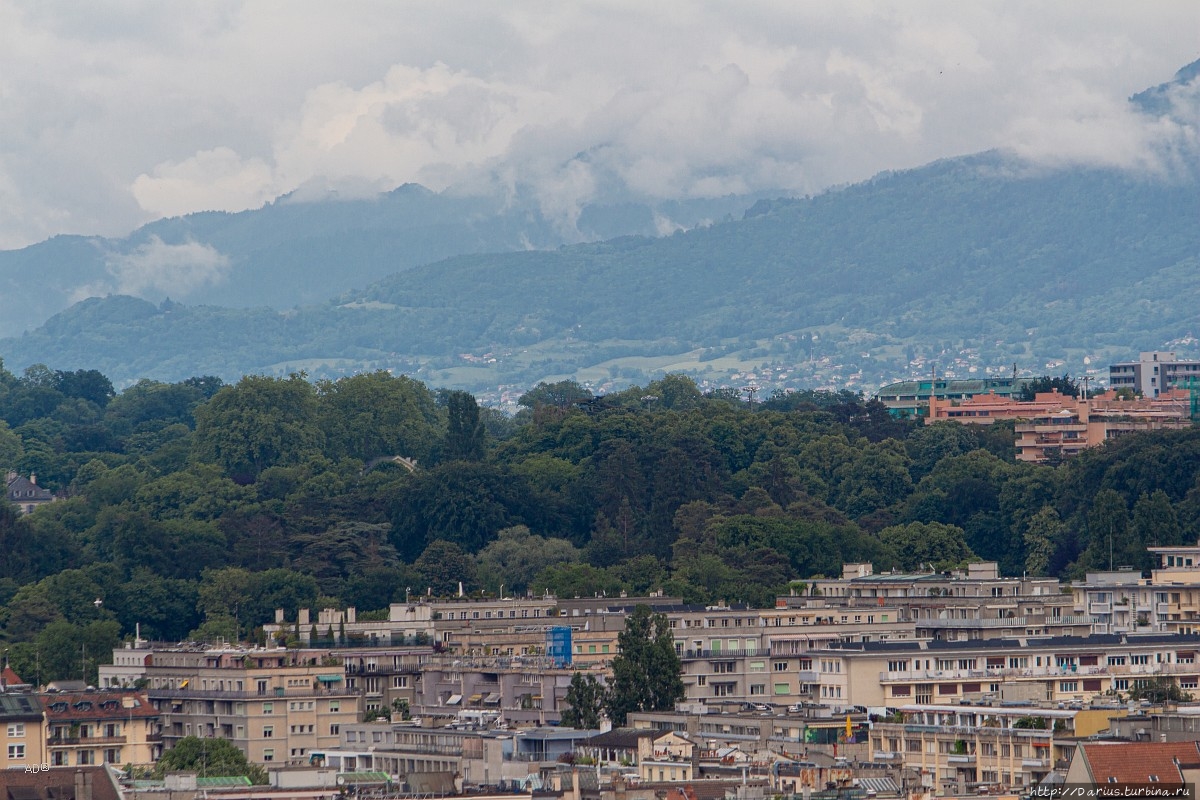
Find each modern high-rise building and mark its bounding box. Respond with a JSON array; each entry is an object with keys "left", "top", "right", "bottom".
[{"left": 1109, "top": 351, "right": 1200, "bottom": 397}]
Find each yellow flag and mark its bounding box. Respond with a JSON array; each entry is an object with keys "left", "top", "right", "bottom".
[
  {"left": 845, "top": 715, "right": 852, "bottom": 740},
  {"left": 180, "top": 679, "right": 189, "bottom": 688}
]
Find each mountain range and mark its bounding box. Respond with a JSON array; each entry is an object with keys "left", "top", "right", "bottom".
[{"left": 1, "top": 62, "right": 1198, "bottom": 399}]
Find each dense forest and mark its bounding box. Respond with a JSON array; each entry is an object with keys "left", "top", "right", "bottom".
[{"left": 1, "top": 361, "right": 1198, "bottom": 684}]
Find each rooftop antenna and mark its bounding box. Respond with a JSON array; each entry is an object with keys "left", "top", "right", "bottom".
[
  {"left": 742, "top": 385, "right": 759, "bottom": 407},
  {"left": 1081, "top": 375, "right": 1092, "bottom": 400}
]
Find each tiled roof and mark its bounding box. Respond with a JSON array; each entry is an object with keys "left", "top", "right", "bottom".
[
  {"left": 1080, "top": 741, "right": 1200, "bottom": 786},
  {"left": 42, "top": 691, "right": 158, "bottom": 721},
  {"left": 585, "top": 727, "right": 668, "bottom": 749},
  {"left": 2, "top": 666, "right": 27, "bottom": 686},
  {"left": 0, "top": 766, "right": 122, "bottom": 800}
]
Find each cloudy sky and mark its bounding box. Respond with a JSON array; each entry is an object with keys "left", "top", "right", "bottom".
[{"left": 0, "top": 1, "right": 1196, "bottom": 250}]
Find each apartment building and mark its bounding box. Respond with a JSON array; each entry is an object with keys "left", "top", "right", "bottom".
[
  {"left": 627, "top": 706, "right": 870, "bottom": 756},
  {"left": 875, "top": 377, "right": 1035, "bottom": 417},
  {"left": 814, "top": 633, "right": 1200, "bottom": 709},
  {"left": 315, "top": 723, "right": 594, "bottom": 790},
  {"left": 138, "top": 644, "right": 359, "bottom": 765},
  {"left": 262, "top": 605, "right": 433, "bottom": 647},
  {"left": 1072, "top": 542, "right": 1200, "bottom": 635},
  {"left": 0, "top": 694, "right": 46, "bottom": 770},
  {"left": 43, "top": 691, "right": 160, "bottom": 768},
  {"left": 328, "top": 646, "right": 431, "bottom": 715},
  {"left": 925, "top": 388, "right": 1192, "bottom": 462},
  {"left": 1109, "top": 351, "right": 1200, "bottom": 397},
  {"left": 869, "top": 703, "right": 1117, "bottom": 792},
  {"left": 411, "top": 656, "right": 576, "bottom": 725},
  {"left": 799, "top": 562, "right": 1090, "bottom": 641}
]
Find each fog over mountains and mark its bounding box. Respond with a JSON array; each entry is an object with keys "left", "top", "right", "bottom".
[{"left": 1, "top": 60, "right": 1198, "bottom": 397}]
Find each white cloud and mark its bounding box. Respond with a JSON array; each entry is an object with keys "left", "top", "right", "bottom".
[
  {"left": 0, "top": 1, "right": 1196, "bottom": 248},
  {"left": 70, "top": 236, "right": 232, "bottom": 302}
]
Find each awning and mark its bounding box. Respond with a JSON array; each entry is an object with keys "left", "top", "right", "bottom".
[
  {"left": 316, "top": 674, "right": 342, "bottom": 683},
  {"left": 445, "top": 694, "right": 462, "bottom": 705},
  {"left": 468, "top": 693, "right": 483, "bottom": 703},
  {"left": 483, "top": 692, "right": 501, "bottom": 705}
]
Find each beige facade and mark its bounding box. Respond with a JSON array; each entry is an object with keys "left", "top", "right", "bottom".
[
  {"left": 870, "top": 704, "right": 1114, "bottom": 792},
  {"left": 143, "top": 645, "right": 360, "bottom": 765},
  {"left": 0, "top": 695, "right": 47, "bottom": 770},
  {"left": 1072, "top": 543, "right": 1200, "bottom": 635},
  {"left": 815, "top": 634, "right": 1200, "bottom": 709},
  {"left": 43, "top": 691, "right": 160, "bottom": 768}
]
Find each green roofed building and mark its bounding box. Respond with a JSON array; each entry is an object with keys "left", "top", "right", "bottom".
[{"left": 874, "top": 377, "right": 1036, "bottom": 417}]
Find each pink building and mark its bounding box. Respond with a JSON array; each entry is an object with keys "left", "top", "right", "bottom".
[{"left": 927, "top": 389, "right": 1192, "bottom": 463}]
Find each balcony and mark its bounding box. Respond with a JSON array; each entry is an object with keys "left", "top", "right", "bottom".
[
  {"left": 947, "top": 755, "right": 976, "bottom": 764},
  {"left": 49, "top": 735, "right": 127, "bottom": 746},
  {"left": 1088, "top": 603, "right": 1113, "bottom": 615},
  {"left": 151, "top": 685, "right": 354, "bottom": 701},
  {"left": 918, "top": 617, "right": 1027, "bottom": 629}
]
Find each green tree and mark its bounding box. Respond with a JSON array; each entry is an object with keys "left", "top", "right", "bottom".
[
  {"left": 1132, "top": 489, "right": 1181, "bottom": 549},
  {"left": 155, "top": 735, "right": 267, "bottom": 783},
  {"left": 606, "top": 605, "right": 684, "bottom": 726},
  {"left": 561, "top": 673, "right": 607, "bottom": 729},
  {"left": 1082, "top": 488, "right": 1135, "bottom": 572},
  {"left": 1019, "top": 374, "right": 1080, "bottom": 401},
  {"left": 1023, "top": 507, "right": 1063, "bottom": 577},
  {"left": 879, "top": 521, "right": 974, "bottom": 571},
  {"left": 518, "top": 380, "right": 592, "bottom": 412},
  {"left": 316, "top": 371, "right": 440, "bottom": 463},
  {"left": 442, "top": 390, "right": 485, "bottom": 462},
  {"left": 475, "top": 526, "right": 581, "bottom": 594},
  {"left": 413, "top": 540, "right": 477, "bottom": 597},
  {"left": 191, "top": 374, "right": 322, "bottom": 480}
]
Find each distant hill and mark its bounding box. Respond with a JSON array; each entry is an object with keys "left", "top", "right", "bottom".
[
  {"left": 0, "top": 184, "right": 767, "bottom": 337},
  {"left": 4, "top": 150, "right": 1198, "bottom": 395},
  {"left": 2, "top": 63, "right": 1197, "bottom": 396}
]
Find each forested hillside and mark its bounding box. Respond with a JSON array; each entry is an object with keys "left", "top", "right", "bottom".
[
  {"left": 0, "top": 184, "right": 764, "bottom": 339},
  {"left": 1, "top": 361, "right": 1197, "bottom": 684},
  {"left": 4, "top": 153, "right": 1198, "bottom": 391}
]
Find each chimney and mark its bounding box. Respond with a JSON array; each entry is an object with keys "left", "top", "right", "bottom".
[{"left": 29, "top": 474, "right": 36, "bottom": 485}]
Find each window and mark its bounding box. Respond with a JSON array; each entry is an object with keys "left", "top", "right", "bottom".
[
  {"left": 105, "top": 749, "right": 121, "bottom": 764},
  {"left": 330, "top": 725, "right": 340, "bottom": 736},
  {"left": 887, "top": 660, "right": 909, "bottom": 673},
  {"left": 1113, "top": 679, "right": 1129, "bottom": 691},
  {"left": 7, "top": 745, "right": 25, "bottom": 760},
  {"left": 329, "top": 701, "right": 340, "bottom": 712},
  {"left": 263, "top": 749, "right": 274, "bottom": 762},
  {"left": 262, "top": 702, "right": 273, "bottom": 715},
  {"left": 774, "top": 683, "right": 790, "bottom": 695},
  {"left": 1059, "top": 681, "right": 1078, "bottom": 692},
  {"left": 263, "top": 726, "right": 274, "bottom": 738},
  {"left": 77, "top": 751, "right": 94, "bottom": 765},
  {"left": 697, "top": 676, "right": 706, "bottom": 686},
  {"left": 1131, "top": 655, "right": 1149, "bottom": 665},
  {"left": 6, "top": 723, "right": 24, "bottom": 737},
  {"left": 750, "top": 684, "right": 765, "bottom": 695},
  {"left": 774, "top": 661, "right": 789, "bottom": 671}
]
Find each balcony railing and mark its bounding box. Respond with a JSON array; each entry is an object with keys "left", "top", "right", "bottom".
[
  {"left": 151, "top": 685, "right": 355, "bottom": 701},
  {"left": 49, "top": 735, "right": 127, "bottom": 746}
]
